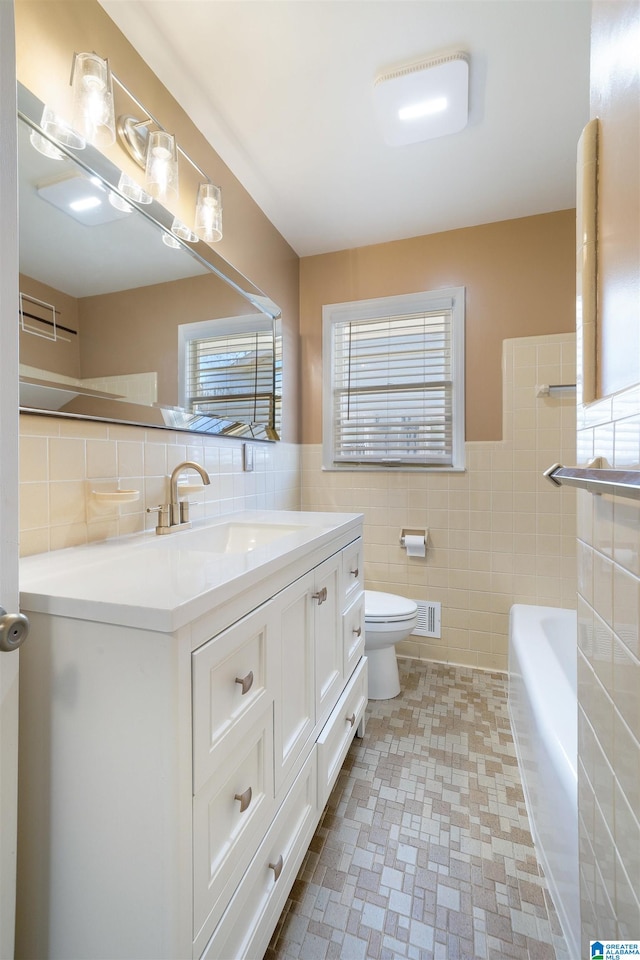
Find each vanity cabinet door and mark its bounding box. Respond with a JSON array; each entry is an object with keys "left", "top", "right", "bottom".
[
  {"left": 341, "top": 537, "right": 364, "bottom": 609},
  {"left": 193, "top": 704, "right": 275, "bottom": 948},
  {"left": 314, "top": 552, "right": 343, "bottom": 729},
  {"left": 343, "top": 591, "right": 365, "bottom": 679},
  {"left": 192, "top": 601, "right": 275, "bottom": 794},
  {"left": 273, "top": 571, "right": 315, "bottom": 794},
  {"left": 317, "top": 656, "right": 368, "bottom": 808},
  {"left": 199, "top": 750, "right": 318, "bottom": 960}
]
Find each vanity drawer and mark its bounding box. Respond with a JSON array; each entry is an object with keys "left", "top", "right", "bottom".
[
  {"left": 341, "top": 538, "right": 364, "bottom": 609},
  {"left": 198, "top": 749, "right": 318, "bottom": 960},
  {"left": 192, "top": 601, "right": 274, "bottom": 793},
  {"left": 343, "top": 592, "right": 365, "bottom": 679},
  {"left": 193, "top": 704, "right": 275, "bottom": 944},
  {"left": 317, "top": 656, "right": 367, "bottom": 808}
]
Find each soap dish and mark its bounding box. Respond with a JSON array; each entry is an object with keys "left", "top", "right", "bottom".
[
  {"left": 91, "top": 489, "right": 141, "bottom": 504},
  {"left": 177, "top": 482, "right": 204, "bottom": 497}
]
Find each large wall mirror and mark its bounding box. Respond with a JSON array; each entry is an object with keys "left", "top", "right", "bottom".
[{"left": 18, "top": 83, "right": 281, "bottom": 440}]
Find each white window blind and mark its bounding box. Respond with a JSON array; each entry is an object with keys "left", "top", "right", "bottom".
[
  {"left": 323, "top": 289, "right": 464, "bottom": 470},
  {"left": 186, "top": 329, "right": 276, "bottom": 425}
]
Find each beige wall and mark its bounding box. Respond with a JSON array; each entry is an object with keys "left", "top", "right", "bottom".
[
  {"left": 303, "top": 332, "right": 577, "bottom": 672},
  {"left": 19, "top": 274, "right": 80, "bottom": 379},
  {"left": 577, "top": 0, "right": 640, "bottom": 946},
  {"left": 300, "top": 211, "right": 576, "bottom": 444},
  {"left": 79, "top": 272, "right": 262, "bottom": 406},
  {"left": 15, "top": 0, "right": 300, "bottom": 442}
]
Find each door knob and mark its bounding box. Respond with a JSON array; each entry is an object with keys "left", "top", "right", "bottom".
[{"left": 0, "top": 606, "right": 30, "bottom": 652}]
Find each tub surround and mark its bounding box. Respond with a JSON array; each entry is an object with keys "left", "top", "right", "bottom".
[
  {"left": 576, "top": 0, "right": 640, "bottom": 943},
  {"left": 17, "top": 510, "right": 367, "bottom": 959},
  {"left": 508, "top": 603, "right": 579, "bottom": 958}
]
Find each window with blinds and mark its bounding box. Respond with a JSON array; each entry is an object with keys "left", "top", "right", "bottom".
[
  {"left": 185, "top": 328, "right": 279, "bottom": 428},
  {"left": 323, "top": 288, "right": 465, "bottom": 470}
]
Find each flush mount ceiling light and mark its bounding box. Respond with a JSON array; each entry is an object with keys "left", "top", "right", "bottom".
[
  {"left": 373, "top": 51, "right": 469, "bottom": 147},
  {"left": 37, "top": 171, "right": 131, "bottom": 226}
]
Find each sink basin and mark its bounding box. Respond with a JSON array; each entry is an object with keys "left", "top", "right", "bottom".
[{"left": 168, "top": 521, "right": 310, "bottom": 554}]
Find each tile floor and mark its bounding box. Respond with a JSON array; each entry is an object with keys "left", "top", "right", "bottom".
[{"left": 265, "top": 659, "right": 569, "bottom": 960}]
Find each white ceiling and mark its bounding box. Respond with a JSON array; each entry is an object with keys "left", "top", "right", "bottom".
[{"left": 100, "top": 0, "right": 592, "bottom": 258}]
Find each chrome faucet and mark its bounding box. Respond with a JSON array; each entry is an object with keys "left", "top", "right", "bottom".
[{"left": 147, "top": 460, "right": 211, "bottom": 535}]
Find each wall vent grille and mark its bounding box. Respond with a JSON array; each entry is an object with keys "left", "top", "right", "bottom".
[{"left": 414, "top": 600, "right": 441, "bottom": 638}]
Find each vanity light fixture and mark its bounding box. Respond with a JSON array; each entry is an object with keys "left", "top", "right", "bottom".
[
  {"left": 373, "top": 50, "right": 469, "bottom": 146},
  {"left": 71, "top": 52, "right": 116, "bottom": 150},
  {"left": 113, "top": 172, "right": 152, "bottom": 206},
  {"left": 31, "top": 52, "right": 224, "bottom": 245},
  {"left": 113, "top": 88, "right": 223, "bottom": 243},
  {"left": 144, "top": 129, "right": 179, "bottom": 204},
  {"left": 169, "top": 217, "right": 199, "bottom": 243},
  {"left": 161, "top": 231, "right": 182, "bottom": 249},
  {"left": 194, "top": 182, "right": 223, "bottom": 243},
  {"left": 30, "top": 105, "right": 86, "bottom": 159}
]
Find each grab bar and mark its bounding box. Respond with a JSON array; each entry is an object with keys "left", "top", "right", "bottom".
[{"left": 544, "top": 462, "right": 640, "bottom": 500}]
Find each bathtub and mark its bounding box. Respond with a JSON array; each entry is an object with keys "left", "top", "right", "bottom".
[{"left": 508, "top": 604, "right": 579, "bottom": 959}]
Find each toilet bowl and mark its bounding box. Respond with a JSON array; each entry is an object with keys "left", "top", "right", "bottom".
[{"left": 364, "top": 590, "right": 419, "bottom": 700}]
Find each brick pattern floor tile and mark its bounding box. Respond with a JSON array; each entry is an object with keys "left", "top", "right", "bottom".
[{"left": 264, "top": 659, "right": 570, "bottom": 960}]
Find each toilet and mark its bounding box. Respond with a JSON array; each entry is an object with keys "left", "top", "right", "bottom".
[{"left": 364, "top": 590, "right": 419, "bottom": 700}]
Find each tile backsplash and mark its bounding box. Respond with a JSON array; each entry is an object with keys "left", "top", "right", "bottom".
[
  {"left": 19, "top": 415, "right": 300, "bottom": 556},
  {"left": 302, "top": 333, "right": 577, "bottom": 671}
]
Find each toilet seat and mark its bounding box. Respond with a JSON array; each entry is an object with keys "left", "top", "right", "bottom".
[{"left": 365, "top": 590, "right": 417, "bottom": 623}]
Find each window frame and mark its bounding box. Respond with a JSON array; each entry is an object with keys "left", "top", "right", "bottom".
[
  {"left": 322, "top": 287, "right": 465, "bottom": 472},
  {"left": 178, "top": 314, "right": 280, "bottom": 431}
]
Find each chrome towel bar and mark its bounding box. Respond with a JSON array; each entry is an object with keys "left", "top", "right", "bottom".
[{"left": 544, "top": 462, "right": 640, "bottom": 500}]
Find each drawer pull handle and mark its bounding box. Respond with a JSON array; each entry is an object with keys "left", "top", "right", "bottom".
[
  {"left": 312, "top": 587, "right": 327, "bottom": 605},
  {"left": 235, "top": 671, "right": 254, "bottom": 695},
  {"left": 234, "top": 787, "right": 252, "bottom": 813},
  {"left": 352, "top": 626, "right": 362, "bottom": 637},
  {"left": 350, "top": 567, "right": 359, "bottom": 578},
  {"left": 268, "top": 855, "right": 284, "bottom": 881},
  {"left": 347, "top": 713, "right": 356, "bottom": 727}
]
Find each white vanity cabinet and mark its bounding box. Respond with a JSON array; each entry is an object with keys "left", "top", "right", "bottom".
[{"left": 16, "top": 510, "right": 366, "bottom": 960}]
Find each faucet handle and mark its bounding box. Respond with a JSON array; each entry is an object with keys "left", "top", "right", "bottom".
[
  {"left": 147, "top": 504, "right": 170, "bottom": 528},
  {"left": 179, "top": 500, "right": 201, "bottom": 524}
]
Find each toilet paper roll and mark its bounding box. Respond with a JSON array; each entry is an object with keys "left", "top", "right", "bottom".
[{"left": 404, "top": 534, "right": 426, "bottom": 557}]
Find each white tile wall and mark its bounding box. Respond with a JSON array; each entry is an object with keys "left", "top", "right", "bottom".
[
  {"left": 302, "top": 333, "right": 577, "bottom": 671},
  {"left": 19, "top": 415, "right": 301, "bottom": 556},
  {"left": 576, "top": 386, "right": 640, "bottom": 943}
]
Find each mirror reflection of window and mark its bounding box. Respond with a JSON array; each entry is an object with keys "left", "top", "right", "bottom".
[{"left": 179, "top": 316, "right": 281, "bottom": 434}]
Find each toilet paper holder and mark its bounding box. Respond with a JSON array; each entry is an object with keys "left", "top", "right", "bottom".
[{"left": 399, "top": 528, "right": 427, "bottom": 548}]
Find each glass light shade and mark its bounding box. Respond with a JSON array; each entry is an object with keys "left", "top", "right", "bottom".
[
  {"left": 108, "top": 190, "right": 133, "bottom": 214},
  {"left": 162, "top": 231, "right": 181, "bottom": 249},
  {"left": 30, "top": 129, "right": 65, "bottom": 160},
  {"left": 144, "top": 130, "right": 179, "bottom": 203},
  {"left": 117, "top": 172, "right": 152, "bottom": 205},
  {"left": 71, "top": 53, "right": 116, "bottom": 149},
  {"left": 170, "top": 217, "right": 199, "bottom": 243},
  {"left": 32, "top": 106, "right": 86, "bottom": 157},
  {"left": 194, "top": 182, "right": 223, "bottom": 243}
]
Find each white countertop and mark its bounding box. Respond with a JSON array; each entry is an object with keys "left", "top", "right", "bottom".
[{"left": 20, "top": 510, "right": 363, "bottom": 633}]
